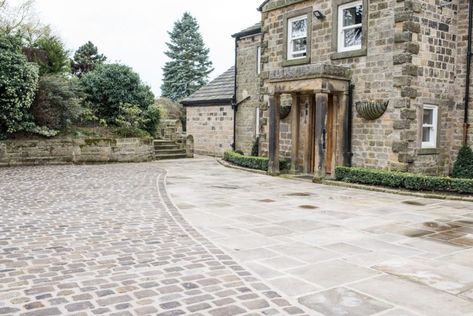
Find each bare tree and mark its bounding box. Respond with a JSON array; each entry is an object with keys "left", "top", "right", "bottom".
[{"left": 0, "top": 0, "right": 49, "bottom": 43}]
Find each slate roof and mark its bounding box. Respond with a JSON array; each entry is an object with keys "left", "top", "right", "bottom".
[
  {"left": 181, "top": 67, "right": 235, "bottom": 106},
  {"left": 258, "top": 0, "right": 270, "bottom": 11},
  {"left": 232, "top": 22, "right": 262, "bottom": 38}
]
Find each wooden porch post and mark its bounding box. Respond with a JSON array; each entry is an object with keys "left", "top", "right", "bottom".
[
  {"left": 268, "top": 94, "right": 281, "bottom": 175},
  {"left": 290, "top": 93, "right": 300, "bottom": 174},
  {"left": 304, "top": 96, "right": 315, "bottom": 174},
  {"left": 314, "top": 92, "right": 329, "bottom": 179}
]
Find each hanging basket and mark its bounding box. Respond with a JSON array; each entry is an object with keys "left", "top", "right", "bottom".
[
  {"left": 280, "top": 106, "right": 292, "bottom": 120},
  {"left": 355, "top": 100, "right": 389, "bottom": 120}
]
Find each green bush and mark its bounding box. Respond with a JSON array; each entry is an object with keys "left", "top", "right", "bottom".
[
  {"left": 80, "top": 63, "right": 155, "bottom": 122},
  {"left": 0, "top": 34, "right": 40, "bottom": 138},
  {"left": 335, "top": 166, "right": 473, "bottom": 195},
  {"left": 223, "top": 151, "right": 290, "bottom": 171},
  {"left": 33, "top": 35, "right": 71, "bottom": 75},
  {"left": 452, "top": 146, "right": 473, "bottom": 179},
  {"left": 251, "top": 136, "right": 260, "bottom": 157},
  {"left": 31, "top": 75, "right": 83, "bottom": 130},
  {"left": 141, "top": 104, "right": 161, "bottom": 136}
]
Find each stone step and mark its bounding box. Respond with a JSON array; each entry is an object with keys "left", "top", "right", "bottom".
[
  {"left": 154, "top": 148, "right": 186, "bottom": 155},
  {"left": 155, "top": 153, "right": 187, "bottom": 160},
  {"left": 154, "top": 144, "right": 180, "bottom": 150}
]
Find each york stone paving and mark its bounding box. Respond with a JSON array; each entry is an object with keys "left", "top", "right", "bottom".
[
  {"left": 0, "top": 163, "right": 310, "bottom": 315},
  {"left": 161, "top": 157, "right": 473, "bottom": 316}
]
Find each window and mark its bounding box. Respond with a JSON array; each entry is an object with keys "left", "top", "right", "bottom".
[
  {"left": 255, "top": 107, "right": 260, "bottom": 136},
  {"left": 422, "top": 105, "right": 438, "bottom": 148},
  {"left": 257, "top": 46, "right": 261, "bottom": 75},
  {"left": 338, "top": 1, "right": 363, "bottom": 52},
  {"left": 287, "top": 15, "right": 308, "bottom": 60}
]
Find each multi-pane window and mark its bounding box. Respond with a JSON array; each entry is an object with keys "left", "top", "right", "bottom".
[
  {"left": 422, "top": 105, "right": 438, "bottom": 148},
  {"left": 257, "top": 46, "right": 261, "bottom": 74},
  {"left": 338, "top": 1, "right": 363, "bottom": 52},
  {"left": 287, "top": 15, "right": 308, "bottom": 60}
]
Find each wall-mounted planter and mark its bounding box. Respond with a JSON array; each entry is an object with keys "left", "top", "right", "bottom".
[
  {"left": 280, "top": 105, "right": 292, "bottom": 120},
  {"left": 355, "top": 100, "right": 389, "bottom": 120}
]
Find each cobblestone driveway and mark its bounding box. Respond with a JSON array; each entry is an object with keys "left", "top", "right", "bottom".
[{"left": 0, "top": 163, "right": 308, "bottom": 315}]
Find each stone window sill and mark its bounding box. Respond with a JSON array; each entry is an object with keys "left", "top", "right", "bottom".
[
  {"left": 283, "top": 57, "right": 311, "bottom": 67},
  {"left": 418, "top": 148, "right": 440, "bottom": 155},
  {"left": 331, "top": 48, "right": 367, "bottom": 60}
]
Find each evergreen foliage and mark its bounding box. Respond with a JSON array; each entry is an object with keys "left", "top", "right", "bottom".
[
  {"left": 452, "top": 146, "right": 473, "bottom": 179},
  {"left": 0, "top": 33, "right": 41, "bottom": 138},
  {"left": 80, "top": 63, "right": 155, "bottom": 122},
  {"left": 33, "top": 34, "right": 70, "bottom": 75},
  {"left": 31, "top": 75, "right": 82, "bottom": 130},
  {"left": 161, "top": 12, "right": 213, "bottom": 101},
  {"left": 72, "top": 41, "right": 106, "bottom": 77}
]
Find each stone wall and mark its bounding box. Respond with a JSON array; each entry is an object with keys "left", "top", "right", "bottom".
[
  {"left": 0, "top": 138, "right": 154, "bottom": 166},
  {"left": 257, "top": 0, "right": 471, "bottom": 176},
  {"left": 236, "top": 33, "right": 262, "bottom": 155},
  {"left": 186, "top": 105, "right": 234, "bottom": 157}
]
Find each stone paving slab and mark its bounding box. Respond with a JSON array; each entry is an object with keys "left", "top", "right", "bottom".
[
  {"left": 0, "top": 163, "right": 311, "bottom": 315},
  {"left": 161, "top": 157, "right": 473, "bottom": 316}
]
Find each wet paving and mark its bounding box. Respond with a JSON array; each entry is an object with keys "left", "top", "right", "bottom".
[
  {"left": 0, "top": 163, "right": 310, "bottom": 315},
  {"left": 161, "top": 157, "right": 473, "bottom": 316}
]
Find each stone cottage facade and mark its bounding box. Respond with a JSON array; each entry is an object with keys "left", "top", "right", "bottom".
[
  {"left": 184, "top": 0, "right": 472, "bottom": 178},
  {"left": 181, "top": 67, "right": 235, "bottom": 156}
]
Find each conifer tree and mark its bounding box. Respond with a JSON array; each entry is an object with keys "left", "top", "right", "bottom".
[
  {"left": 161, "top": 12, "right": 213, "bottom": 101},
  {"left": 72, "top": 41, "right": 106, "bottom": 77}
]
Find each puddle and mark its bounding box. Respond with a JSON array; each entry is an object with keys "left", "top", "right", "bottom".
[
  {"left": 286, "top": 192, "right": 312, "bottom": 197},
  {"left": 299, "top": 205, "right": 319, "bottom": 209},
  {"left": 403, "top": 200, "right": 425, "bottom": 206},
  {"left": 211, "top": 185, "right": 240, "bottom": 190}
]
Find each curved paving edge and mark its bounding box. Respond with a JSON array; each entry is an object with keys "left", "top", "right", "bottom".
[{"left": 158, "top": 168, "right": 312, "bottom": 315}]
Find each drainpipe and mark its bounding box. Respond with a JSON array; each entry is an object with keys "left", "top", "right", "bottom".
[
  {"left": 346, "top": 82, "right": 354, "bottom": 167},
  {"left": 464, "top": 0, "right": 473, "bottom": 146},
  {"left": 232, "top": 38, "right": 238, "bottom": 151}
]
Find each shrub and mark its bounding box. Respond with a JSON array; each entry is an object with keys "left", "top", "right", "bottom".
[
  {"left": 223, "top": 150, "right": 290, "bottom": 172},
  {"left": 0, "top": 34, "right": 39, "bottom": 138},
  {"left": 141, "top": 104, "right": 161, "bottom": 136},
  {"left": 80, "top": 63, "right": 155, "bottom": 122},
  {"left": 335, "top": 166, "right": 473, "bottom": 195},
  {"left": 452, "top": 146, "right": 473, "bottom": 179},
  {"left": 33, "top": 35, "right": 70, "bottom": 75},
  {"left": 224, "top": 150, "right": 268, "bottom": 171},
  {"left": 251, "top": 136, "right": 260, "bottom": 157},
  {"left": 31, "top": 75, "right": 83, "bottom": 130}
]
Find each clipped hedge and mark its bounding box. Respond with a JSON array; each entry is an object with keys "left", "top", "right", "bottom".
[
  {"left": 335, "top": 166, "right": 473, "bottom": 195},
  {"left": 223, "top": 150, "right": 290, "bottom": 172}
]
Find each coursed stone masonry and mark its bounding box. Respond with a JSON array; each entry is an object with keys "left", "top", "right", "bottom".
[{"left": 0, "top": 138, "right": 154, "bottom": 166}]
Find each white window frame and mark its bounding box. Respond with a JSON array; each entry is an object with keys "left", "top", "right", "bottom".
[
  {"left": 256, "top": 46, "right": 261, "bottom": 75},
  {"left": 287, "top": 15, "right": 308, "bottom": 60},
  {"left": 255, "top": 107, "right": 260, "bottom": 137},
  {"left": 338, "top": 1, "right": 363, "bottom": 53},
  {"left": 421, "top": 105, "right": 438, "bottom": 149}
]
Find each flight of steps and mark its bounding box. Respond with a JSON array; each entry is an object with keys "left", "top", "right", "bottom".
[{"left": 153, "top": 140, "right": 187, "bottom": 160}]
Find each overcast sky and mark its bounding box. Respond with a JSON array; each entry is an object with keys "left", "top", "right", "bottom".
[{"left": 30, "top": 0, "right": 261, "bottom": 96}]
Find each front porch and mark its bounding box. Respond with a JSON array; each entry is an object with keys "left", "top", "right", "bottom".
[{"left": 266, "top": 64, "right": 352, "bottom": 179}]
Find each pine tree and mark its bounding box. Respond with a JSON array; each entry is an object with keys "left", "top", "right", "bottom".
[
  {"left": 72, "top": 41, "right": 106, "bottom": 77},
  {"left": 161, "top": 12, "right": 213, "bottom": 101}
]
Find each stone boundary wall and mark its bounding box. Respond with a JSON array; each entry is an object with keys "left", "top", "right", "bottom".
[{"left": 0, "top": 138, "right": 154, "bottom": 166}]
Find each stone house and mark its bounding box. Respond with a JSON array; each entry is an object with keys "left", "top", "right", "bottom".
[
  {"left": 184, "top": 0, "right": 472, "bottom": 178},
  {"left": 181, "top": 67, "right": 235, "bottom": 156}
]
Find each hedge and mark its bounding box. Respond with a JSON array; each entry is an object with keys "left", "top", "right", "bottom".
[
  {"left": 335, "top": 166, "right": 473, "bottom": 195},
  {"left": 223, "top": 150, "right": 290, "bottom": 171}
]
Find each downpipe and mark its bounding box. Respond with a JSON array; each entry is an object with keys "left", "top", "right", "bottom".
[{"left": 464, "top": 0, "right": 473, "bottom": 145}]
